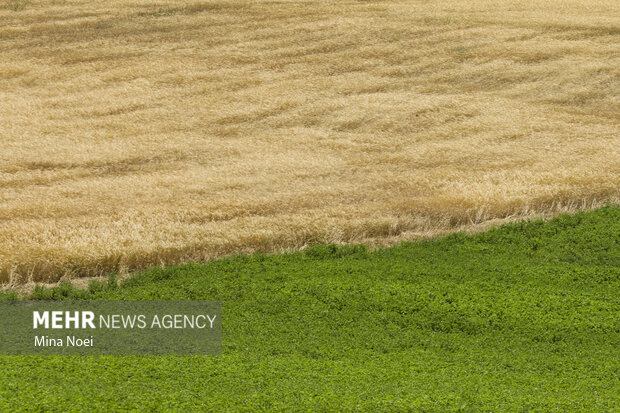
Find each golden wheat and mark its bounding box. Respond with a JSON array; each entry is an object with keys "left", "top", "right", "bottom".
[{"left": 0, "top": 0, "right": 618, "bottom": 283}]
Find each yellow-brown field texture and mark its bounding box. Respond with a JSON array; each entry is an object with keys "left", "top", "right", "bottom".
[{"left": 1, "top": 0, "right": 619, "bottom": 283}]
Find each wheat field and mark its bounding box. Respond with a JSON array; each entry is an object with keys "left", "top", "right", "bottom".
[{"left": 1, "top": 0, "right": 618, "bottom": 283}]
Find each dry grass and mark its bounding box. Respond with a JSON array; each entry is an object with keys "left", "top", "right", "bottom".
[{"left": 1, "top": 0, "right": 618, "bottom": 283}]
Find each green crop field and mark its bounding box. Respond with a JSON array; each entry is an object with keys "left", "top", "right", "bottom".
[{"left": 1, "top": 206, "right": 619, "bottom": 411}]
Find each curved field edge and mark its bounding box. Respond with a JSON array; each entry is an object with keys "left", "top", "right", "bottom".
[
  {"left": 3, "top": 198, "right": 618, "bottom": 285},
  {"left": 2, "top": 204, "right": 619, "bottom": 300},
  {"left": 0, "top": 206, "right": 617, "bottom": 410},
  {"left": 2, "top": 0, "right": 619, "bottom": 285}
]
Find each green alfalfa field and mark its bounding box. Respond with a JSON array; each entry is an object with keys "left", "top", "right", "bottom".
[{"left": 0, "top": 206, "right": 618, "bottom": 411}]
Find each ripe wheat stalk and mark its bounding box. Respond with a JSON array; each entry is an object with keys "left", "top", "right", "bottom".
[{"left": 1, "top": 0, "right": 618, "bottom": 282}]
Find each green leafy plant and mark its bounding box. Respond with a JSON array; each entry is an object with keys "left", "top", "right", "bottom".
[{"left": 0, "top": 207, "right": 618, "bottom": 410}]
